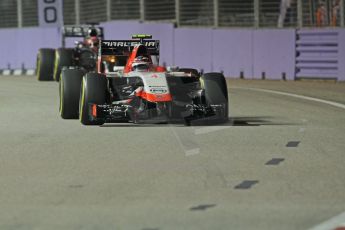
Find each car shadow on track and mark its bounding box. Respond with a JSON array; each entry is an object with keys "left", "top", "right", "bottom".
[{"left": 100, "top": 116, "right": 299, "bottom": 128}]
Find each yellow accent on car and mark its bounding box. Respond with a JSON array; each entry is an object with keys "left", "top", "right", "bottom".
[
  {"left": 200, "top": 77, "right": 205, "bottom": 89},
  {"left": 53, "top": 49, "right": 59, "bottom": 81},
  {"left": 132, "top": 34, "right": 152, "bottom": 39},
  {"left": 79, "top": 78, "right": 86, "bottom": 122},
  {"left": 36, "top": 53, "right": 41, "bottom": 80},
  {"left": 59, "top": 76, "right": 64, "bottom": 116}
]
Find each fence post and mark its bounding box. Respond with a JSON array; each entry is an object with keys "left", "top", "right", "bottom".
[
  {"left": 17, "top": 0, "right": 22, "bottom": 28},
  {"left": 340, "top": 0, "right": 344, "bottom": 27},
  {"left": 297, "top": 0, "right": 303, "bottom": 28},
  {"left": 75, "top": 0, "right": 80, "bottom": 25},
  {"left": 213, "top": 0, "right": 219, "bottom": 28},
  {"left": 140, "top": 0, "right": 145, "bottom": 21},
  {"left": 254, "top": 0, "right": 259, "bottom": 28},
  {"left": 175, "top": 0, "right": 180, "bottom": 27},
  {"left": 106, "top": 0, "right": 111, "bottom": 21}
]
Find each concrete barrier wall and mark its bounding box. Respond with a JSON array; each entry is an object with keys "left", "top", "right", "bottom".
[
  {"left": 212, "top": 29, "right": 253, "bottom": 78},
  {"left": 0, "top": 21, "right": 343, "bottom": 80},
  {"left": 253, "top": 29, "right": 296, "bottom": 80},
  {"left": 0, "top": 27, "right": 60, "bottom": 69},
  {"left": 338, "top": 30, "right": 345, "bottom": 81}
]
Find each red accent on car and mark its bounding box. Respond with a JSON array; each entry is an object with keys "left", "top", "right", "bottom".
[
  {"left": 140, "top": 91, "right": 172, "bottom": 102},
  {"left": 92, "top": 104, "right": 97, "bottom": 118},
  {"left": 155, "top": 66, "right": 166, "bottom": 72}
]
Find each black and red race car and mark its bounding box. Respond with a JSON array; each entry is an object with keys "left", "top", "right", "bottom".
[
  {"left": 59, "top": 35, "right": 228, "bottom": 126},
  {"left": 36, "top": 25, "right": 103, "bottom": 81}
]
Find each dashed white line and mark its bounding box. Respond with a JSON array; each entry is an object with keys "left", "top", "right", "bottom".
[
  {"left": 185, "top": 148, "right": 200, "bottom": 156},
  {"left": 194, "top": 126, "right": 230, "bottom": 135},
  {"left": 231, "top": 87, "right": 345, "bottom": 110},
  {"left": 299, "top": 128, "right": 306, "bottom": 133}
]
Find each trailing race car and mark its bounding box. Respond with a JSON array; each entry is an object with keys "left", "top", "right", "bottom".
[
  {"left": 36, "top": 25, "right": 103, "bottom": 81},
  {"left": 59, "top": 35, "right": 228, "bottom": 126}
]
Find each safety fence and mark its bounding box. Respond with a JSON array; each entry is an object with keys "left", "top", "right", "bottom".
[{"left": 0, "top": 0, "right": 344, "bottom": 28}]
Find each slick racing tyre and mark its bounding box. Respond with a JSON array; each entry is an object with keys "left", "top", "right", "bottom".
[
  {"left": 36, "top": 48, "right": 55, "bottom": 81},
  {"left": 200, "top": 72, "right": 229, "bottom": 121},
  {"left": 59, "top": 69, "right": 85, "bottom": 119},
  {"left": 178, "top": 68, "right": 200, "bottom": 77},
  {"left": 79, "top": 73, "right": 107, "bottom": 126},
  {"left": 54, "top": 48, "right": 74, "bottom": 82}
]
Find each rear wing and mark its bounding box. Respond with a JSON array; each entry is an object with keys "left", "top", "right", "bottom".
[
  {"left": 61, "top": 25, "right": 104, "bottom": 47},
  {"left": 100, "top": 40, "right": 160, "bottom": 56}
]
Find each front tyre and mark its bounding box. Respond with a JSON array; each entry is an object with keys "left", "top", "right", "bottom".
[
  {"left": 36, "top": 48, "right": 55, "bottom": 81},
  {"left": 59, "top": 69, "right": 85, "bottom": 119},
  {"left": 79, "top": 73, "right": 107, "bottom": 126},
  {"left": 200, "top": 72, "right": 229, "bottom": 121}
]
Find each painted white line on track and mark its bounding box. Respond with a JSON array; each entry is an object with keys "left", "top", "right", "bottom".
[
  {"left": 194, "top": 126, "right": 230, "bottom": 135},
  {"left": 185, "top": 148, "right": 200, "bottom": 156},
  {"left": 231, "top": 87, "right": 345, "bottom": 110},
  {"left": 308, "top": 211, "right": 345, "bottom": 230},
  {"left": 299, "top": 127, "right": 306, "bottom": 133}
]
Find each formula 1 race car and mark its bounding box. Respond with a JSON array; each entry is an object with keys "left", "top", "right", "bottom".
[
  {"left": 59, "top": 35, "right": 228, "bottom": 126},
  {"left": 36, "top": 25, "right": 103, "bottom": 81}
]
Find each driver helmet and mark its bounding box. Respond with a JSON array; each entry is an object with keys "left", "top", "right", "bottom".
[
  {"left": 131, "top": 56, "right": 151, "bottom": 72},
  {"left": 88, "top": 28, "right": 98, "bottom": 37},
  {"left": 86, "top": 28, "right": 99, "bottom": 48}
]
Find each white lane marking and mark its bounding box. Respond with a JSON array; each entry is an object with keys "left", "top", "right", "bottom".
[
  {"left": 26, "top": 69, "right": 35, "bottom": 75},
  {"left": 194, "top": 126, "right": 230, "bottom": 135},
  {"left": 231, "top": 87, "right": 345, "bottom": 110},
  {"left": 2, "top": 70, "right": 11, "bottom": 75},
  {"left": 308, "top": 211, "right": 345, "bottom": 230},
  {"left": 185, "top": 148, "right": 200, "bottom": 156},
  {"left": 299, "top": 128, "right": 306, "bottom": 133}
]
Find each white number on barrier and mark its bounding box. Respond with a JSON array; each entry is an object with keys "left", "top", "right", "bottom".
[{"left": 44, "top": 7, "right": 57, "bottom": 23}]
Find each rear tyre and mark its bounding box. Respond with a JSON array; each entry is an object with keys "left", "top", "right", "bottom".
[
  {"left": 36, "top": 48, "right": 55, "bottom": 81},
  {"left": 54, "top": 48, "right": 74, "bottom": 82},
  {"left": 59, "top": 69, "right": 85, "bottom": 119},
  {"left": 200, "top": 72, "right": 229, "bottom": 121},
  {"left": 79, "top": 73, "right": 107, "bottom": 126}
]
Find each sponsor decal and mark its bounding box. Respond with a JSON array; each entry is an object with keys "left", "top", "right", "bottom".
[
  {"left": 102, "top": 41, "right": 157, "bottom": 47},
  {"left": 149, "top": 86, "right": 168, "bottom": 94},
  {"left": 149, "top": 87, "right": 168, "bottom": 94}
]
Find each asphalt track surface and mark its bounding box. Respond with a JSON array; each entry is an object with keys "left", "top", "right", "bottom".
[{"left": 0, "top": 75, "right": 345, "bottom": 230}]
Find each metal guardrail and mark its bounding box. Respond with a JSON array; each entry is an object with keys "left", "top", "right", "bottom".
[
  {"left": 63, "top": 0, "right": 77, "bottom": 25},
  {"left": 219, "top": 0, "right": 255, "bottom": 27},
  {"left": 0, "top": 0, "right": 18, "bottom": 28},
  {"left": 111, "top": 0, "right": 140, "bottom": 20},
  {"left": 179, "top": 0, "right": 214, "bottom": 26},
  {"left": 79, "top": 0, "right": 107, "bottom": 24},
  {"left": 144, "top": 0, "right": 175, "bottom": 21},
  {"left": 260, "top": 0, "right": 298, "bottom": 28},
  {"left": 22, "top": 0, "right": 38, "bottom": 27},
  {"left": 0, "top": 0, "right": 344, "bottom": 29}
]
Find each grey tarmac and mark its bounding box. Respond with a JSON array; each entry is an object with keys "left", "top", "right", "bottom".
[{"left": 0, "top": 75, "right": 344, "bottom": 230}]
